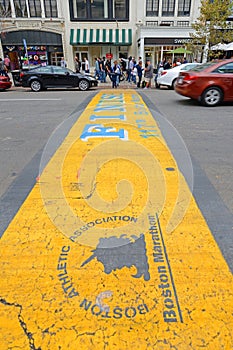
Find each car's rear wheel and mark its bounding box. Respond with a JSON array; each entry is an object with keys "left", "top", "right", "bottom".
[
  {"left": 30, "top": 80, "right": 42, "bottom": 92},
  {"left": 78, "top": 79, "right": 90, "bottom": 91},
  {"left": 201, "top": 87, "right": 223, "bottom": 107},
  {"left": 170, "top": 78, "right": 177, "bottom": 90}
]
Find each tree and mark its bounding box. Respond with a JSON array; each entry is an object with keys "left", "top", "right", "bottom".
[{"left": 190, "top": 0, "right": 233, "bottom": 60}]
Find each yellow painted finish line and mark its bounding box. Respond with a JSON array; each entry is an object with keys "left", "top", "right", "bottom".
[{"left": 0, "top": 90, "right": 232, "bottom": 350}]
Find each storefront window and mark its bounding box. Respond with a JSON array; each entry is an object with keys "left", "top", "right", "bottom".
[
  {"left": 70, "top": 0, "right": 129, "bottom": 20},
  {"left": 162, "top": 0, "right": 175, "bottom": 16},
  {"left": 0, "top": 0, "right": 12, "bottom": 17},
  {"left": 28, "top": 0, "right": 42, "bottom": 17},
  {"left": 43, "top": 0, "right": 58, "bottom": 17},
  {"left": 146, "top": 0, "right": 159, "bottom": 17},
  {"left": 178, "top": 0, "right": 191, "bottom": 16}
]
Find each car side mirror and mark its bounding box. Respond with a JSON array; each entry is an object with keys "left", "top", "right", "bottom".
[{"left": 65, "top": 71, "right": 70, "bottom": 75}]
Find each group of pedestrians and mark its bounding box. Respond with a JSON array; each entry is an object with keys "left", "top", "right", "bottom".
[
  {"left": 91, "top": 56, "right": 155, "bottom": 89},
  {"left": 122, "top": 56, "right": 154, "bottom": 89},
  {"left": 61, "top": 54, "right": 155, "bottom": 89}
]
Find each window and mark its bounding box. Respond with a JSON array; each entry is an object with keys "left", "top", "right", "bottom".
[
  {"left": 73, "top": 0, "right": 87, "bottom": 18},
  {"left": 160, "top": 21, "right": 174, "bottom": 26},
  {"left": 146, "top": 21, "right": 158, "bottom": 26},
  {"left": 178, "top": 0, "right": 191, "bottom": 16},
  {"left": 113, "top": 0, "right": 127, "bottom": 19},
  {"left": 14, "top": 0, "right": 28, "bottom": 17},
  {"left": 70, "top": 0, "right": 129, "bottom": 21},
  {"left": 214, "top": 63, "right": 233, "bottom": 74},
  {"left": 36, "top": 66, "right": 52, "bottom": 73},
  {"left": 177, "top": 21, "right": 190, "bottom": 26},
  {"left": 53, "top": 66, "right": 71, "bottom": 74},
  {"left": 43, "top": 0, "right": 58, "bottom": 17},
  {"left": 146, "top": 0, "right": 159, "bottom": 16},
  {"left": 28, "top": 0, "right": 41, "bottom": 17},
  {"left": 13, "top": 0, "right": 58, "bottom": 18},
  {"left": 162, "top": 0, "right": 175, "bottom": 16},
  {"left": 0, "top": 0, "right": 11, "bottom": 17}
]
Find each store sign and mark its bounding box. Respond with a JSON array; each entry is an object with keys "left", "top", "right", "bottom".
[
  {"left": 106, "top": 53, "right": 113, "bottom": 59},
  {"left": 144, "top": 38, "right": 193, "bottom": 45},
  {"left": 174, "top": 38, "right": 192, "bottom": 44},
  {"left": 18, "top": 45, "right": 47, "bottom": 51}
]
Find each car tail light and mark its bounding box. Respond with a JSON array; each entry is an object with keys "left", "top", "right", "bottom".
[
  {"left": 183, "top": 74, "right": 198, "bottom": 83},
  {"left": 161, "top": 71, "right": 167, "bottom": 76},
  {"left": 20, "top": 72, "right": 25, "bottom": 78}
]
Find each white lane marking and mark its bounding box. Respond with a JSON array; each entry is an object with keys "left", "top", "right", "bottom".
[
  {"left": 0, "top": 137, "right": 12, "bottom": 142},
  {"left": 0, "top": 99, "right": 62, "bottom": 102}
]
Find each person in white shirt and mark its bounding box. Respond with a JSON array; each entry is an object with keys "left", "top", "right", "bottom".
[
  {"left": 84, "top": 57, "right": 90, "bottom": 73},
  {"left": 60, "top": 57, "right": 67, "bottom": 68}
]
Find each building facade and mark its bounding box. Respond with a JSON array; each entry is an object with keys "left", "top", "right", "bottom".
[
  {"left": 2, "top": 1, "right": 231, "bottom": 72},
  {"left": 0, "top": 0, "right": 65, "bottom": 69},
  {"left": 65, "top": 0, "right": 202, "bottom": 70},
  {"left": 136, "top": 0, "right": 201, "bottom": 65}
]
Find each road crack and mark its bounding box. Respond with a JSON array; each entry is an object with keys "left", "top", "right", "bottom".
[{"left": 0, "top": 297, "right": 41, "bottom": 350}]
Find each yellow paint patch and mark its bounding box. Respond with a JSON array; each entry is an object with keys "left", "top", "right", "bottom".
[{"left": 0, "top": 90, "right": 232, "bottom": 349}]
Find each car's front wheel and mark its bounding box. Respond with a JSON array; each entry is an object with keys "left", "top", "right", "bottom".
[
  {"left": 78, "top": 79, "right": 90, "bottom": 91},
  {"left": 201, "top": 86, "right": 223, "bottom": 107},
  {"left": 30, "top": 80, "right": 42, "bottom": 92}
]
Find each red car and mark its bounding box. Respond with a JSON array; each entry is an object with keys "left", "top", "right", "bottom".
[
  {"left": 0, "top": 75, "right": 12, "bottom": 91},
  {"left": 175, "top": 59, "right": 233, "bottom": 106}
]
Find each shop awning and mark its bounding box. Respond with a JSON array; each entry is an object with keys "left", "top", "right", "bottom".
[{"left": 70, "top": 28, "right": 132, "bottom": 46}]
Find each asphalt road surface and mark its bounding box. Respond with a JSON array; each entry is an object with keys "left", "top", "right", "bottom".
[
  {"left": 0, "top": 87, "right": 232, "bottom": 349},
  {"left": 1, "top": 87, "right": 232, "bottom": 267}
]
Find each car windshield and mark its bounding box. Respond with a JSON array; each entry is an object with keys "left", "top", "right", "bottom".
[{"left": 190, "top": 61, "right": 220, "bottom": 72}]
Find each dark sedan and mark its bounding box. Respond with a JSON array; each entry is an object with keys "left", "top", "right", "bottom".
[
  {"left": 20, "top": 65, "right": 98, "bottom": 92},
  {"left": 175, "top": 59, "right": 233, "bottom": 107}
]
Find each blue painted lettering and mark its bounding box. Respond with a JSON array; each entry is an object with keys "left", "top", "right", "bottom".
[
  {"left": 90, "top": 114, "right": 126, "bottom": 121},
  {"left": 80, "top": 124, "right": 128, "bottom": 141},
  {"left": 94, "top": 106, "right": 125, "bottom": 112}
]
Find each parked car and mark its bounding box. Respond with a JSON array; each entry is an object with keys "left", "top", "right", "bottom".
[
  {"left": 20, "top": 65, "right": 98, "bottom": 92},
  {"left": 175, "top": 59, "right": 233, "bottom": 107},
  {"left": 156, "top": 63, "right": 200, "bottom": 89},
  {"left": 0, "top": 75, "right": 12, "bottom": 91}
]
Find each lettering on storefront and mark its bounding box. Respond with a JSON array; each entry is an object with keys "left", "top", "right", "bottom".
[{"left": 174, "top": 38, "right": 192, "bottom": 44}]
